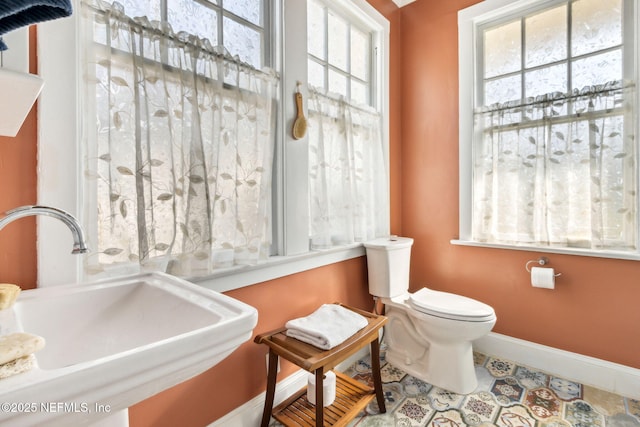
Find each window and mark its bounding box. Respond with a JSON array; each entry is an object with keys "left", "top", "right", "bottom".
[
  {"left": 307, "top": 0, "right": 372, "bottom": 105},
  {"left": 37, "top": 0, "right": 389, "bottom": 288},
  {"left": 80, "top": 0, "right": 277, "bottom": 278},
  {"left": 113, "top": 0, "right": 268, "bottom": 68},
  {"left": 458, "top": 0, "right": 639, "bottom": 258},
  {"left": 306, "top": 0, "right": 390, "bottom": 249}
]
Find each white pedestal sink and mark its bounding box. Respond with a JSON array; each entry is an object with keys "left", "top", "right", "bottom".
[{"left": 0, "top": 272, "right": 258, "bottom": 426}]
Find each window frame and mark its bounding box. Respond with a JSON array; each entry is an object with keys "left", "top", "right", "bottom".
[
  {"left": 455, "top": 0, "right": 640, "bottom": 261},
  {"left": 307, "top": 0, "right": 375, "bottom": 106},
  {"left": 36, "top": 0, "right": 389, "bottom": 289}
]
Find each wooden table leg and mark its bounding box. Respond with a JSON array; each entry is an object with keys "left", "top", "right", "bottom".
[
  {"left": 370, "top": 338, "right": 386, "bottom": 413},
  {"left": 315, "top": 368, "right": 324, "bottom": 427},
  {"left": 260, "top": 350, "right": 279, "bottom": 427}
]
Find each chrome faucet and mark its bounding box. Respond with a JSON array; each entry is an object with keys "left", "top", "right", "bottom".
[{"left": 0, "top": 205, "right": 89, "bottom": 254}]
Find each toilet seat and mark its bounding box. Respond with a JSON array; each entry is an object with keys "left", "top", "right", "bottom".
[{"left": 408, "top": 288, "right": 495, "bottom": 322}]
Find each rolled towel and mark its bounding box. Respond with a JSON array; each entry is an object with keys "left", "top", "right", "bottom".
[
  {"left": 0, "top": 354, "right": 35, "bottom": 379},
  {"left": 0, "top": 332, "right": 45, "bottom": 365},
  {"left": 0, "top": 0, "right": 73, "bottom": 50},
  {"left": 285, "top": 304, "right": 368, "bottom": 350}
]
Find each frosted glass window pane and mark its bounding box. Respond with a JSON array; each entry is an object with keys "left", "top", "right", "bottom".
[
  {"left": 329, "top": 70, "right": 347, "bottom": 97},
  {"left": 168, "top": 0, "right": 217, "bottom": 43},
  {"left": 92, "top": 19, "right": 107, "bottom": 45},
  {"left": 224, "top": 17, "right": 262, "bottom": 68},
  {"left": 484, "top": 20, "right": 521, "bottom": 78},
  {"left": 308, "top": 0, "right": 326, "bottom": 60},
  {"left": 484, "top": 75, "right": 521, "bottom": 105},
  {"left": 525, "top": 5, "right": 567, "bottom": 68},
  {"left": 572, "top": 0, "right": 622, "bottom": 57},
  {"left": 572, "top": 50, "right": 622, "bottom": 89},
  {"left": 351, "top": 79, "right": 367, "bottom": 105},
  {"left": 308, "top": 60, "right": 325, "bottom": 90},
  {"left": 225, "top": 0, "right": 261, "bottom": 26},
  {"left": 351, "top": 27, "right": 369, "bottom": 81},
  {"left": 328, "top": 12, "right": 348, "bottom": 72},
  {"left": 121, "top": 0, "right": 161, "bottom": 20},
  {"left": 525, "top": 64, "right": 566, "bottom": 98}
]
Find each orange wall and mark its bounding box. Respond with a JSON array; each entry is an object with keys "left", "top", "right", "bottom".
[
  {"left": 399, "top": 0, "right": 640, "bottom": 369},
  {"left": 0, "top": 27, "right": 38, "bottom": 290}
]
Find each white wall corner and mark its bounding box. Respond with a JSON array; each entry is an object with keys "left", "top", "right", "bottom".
[
  {"left": 0, "top": 28, "right": 29, "bottom": 73},
  {"left": 392, "top": 0, "right": 417, "bottom": 7}
]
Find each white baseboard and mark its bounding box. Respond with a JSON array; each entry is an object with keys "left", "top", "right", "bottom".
[
  {"left": 210, "top": 347, "right": 369, "bottom": 427},
  {"left": 473, "top": 332, "right": 640, "bottom": 400}
]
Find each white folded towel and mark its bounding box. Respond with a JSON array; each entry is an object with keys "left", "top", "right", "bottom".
[{"left": 285, "top": 304, "right": 368, "bottom": 350}]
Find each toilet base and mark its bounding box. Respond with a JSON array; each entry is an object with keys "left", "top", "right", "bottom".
[
  {"left": 382, "top": 307, "right": 480, "bottom": 395},
  {"left": 385, "top": 340, "right": 478, "bottom": 395}
]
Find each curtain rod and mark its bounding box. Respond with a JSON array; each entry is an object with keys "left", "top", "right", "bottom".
[
  {"left": 477, "top": 81, "right": 635, "bottom": 115},
  {"left": 83, "top": 2, "right": 278, "bottom": 80},
  {"left": 479, "top": 105, "right": 627, "bottom": 134},
  {"left": 308, "top": 87, "right": 381, "bottom": 117}
]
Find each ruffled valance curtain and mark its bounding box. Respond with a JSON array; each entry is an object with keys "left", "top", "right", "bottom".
[
  {"left": 81, "top": 1, "right": 278, "bottom": 277},
  {"left": 307, "top": 88, "right": 389, "bottom": 249},
  {"left": 473, "top": 80, "right": 636, "bottom": 250}
]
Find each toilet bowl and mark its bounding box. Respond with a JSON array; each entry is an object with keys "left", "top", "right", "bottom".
[
  {"left": 364, "top": 237, "right": 496, "bottom": 394},
  {"left": 382, "top": 288, "right": 496, "bottom": 394}
]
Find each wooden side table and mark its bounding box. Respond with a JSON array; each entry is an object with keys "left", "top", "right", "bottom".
[{"left": 254, "top": 304, "right": 387, "bottom": 427}]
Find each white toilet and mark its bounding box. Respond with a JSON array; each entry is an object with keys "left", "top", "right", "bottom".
[{"left": 364, "top": 237, "right": 496, "bottom": 394}]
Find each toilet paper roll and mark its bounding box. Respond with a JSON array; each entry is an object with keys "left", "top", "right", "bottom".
[
  {"left": 531, "top": 266, "right": 555, "bottom": 289},
  {"left": 307, "top": 370, "right": 336, "bottom": 406}
]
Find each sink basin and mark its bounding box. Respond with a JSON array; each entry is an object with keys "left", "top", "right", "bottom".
[
  {"left": 0, "top": 272, "right": 258, "bottom": 426},
  {"left": 15, "top": 278, "right": 226, "bottom": 370}
]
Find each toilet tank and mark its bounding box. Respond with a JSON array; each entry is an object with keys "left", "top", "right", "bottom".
[{"left": 363, "top": 237, "right": 413, "bottom": 298}]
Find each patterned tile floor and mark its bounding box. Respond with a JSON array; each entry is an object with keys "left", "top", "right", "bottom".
[{"left": 271, "top": 347, "right": 640, "bottom": 427}]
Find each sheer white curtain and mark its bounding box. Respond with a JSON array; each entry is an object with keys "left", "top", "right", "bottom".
[
  {"left": 473, "top": 81, "right": 636, "bottom": 250},
  {"left": 81, "top": 1, "right": 278, "bottom": 277},
  {"left": 308, "top": 88, "right": 389, "bottom": 249}
]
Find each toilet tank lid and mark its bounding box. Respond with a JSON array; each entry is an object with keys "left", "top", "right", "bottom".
[
  {"left": 363, "top": 236, "right": 413, "bottom": 249},
  {"left": 409, "top": 287, "right": 495, "bottom": 319}
]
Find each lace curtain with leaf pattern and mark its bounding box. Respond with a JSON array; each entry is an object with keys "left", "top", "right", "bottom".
[
  {"left": 81, "top": 1, "right": 278, "bottom": 277},
  {"left": 308, "top": 89, "right": 390, "bottom": 249},
  {"left": 473, "top": 81, "right": 636, "bottom": 250}
]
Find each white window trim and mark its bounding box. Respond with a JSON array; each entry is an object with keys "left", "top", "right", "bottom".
[
  {"left": 36, "top": 0, "right": 389, "bottom": 288},
  {"left": 456, "top": 0, "right": 640, "bottom": 261},
  {"left": 37, "top": 7, "right": 82, "bottom": 287},
  {"left": 279, "top": 0, "right": 390, "bottom": 257}
]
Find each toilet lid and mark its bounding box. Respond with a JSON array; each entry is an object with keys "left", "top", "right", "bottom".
[{"left": 409, "top": 287, "right": 495, "bottom": 321}]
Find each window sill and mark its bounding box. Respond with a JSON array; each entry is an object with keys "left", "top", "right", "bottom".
[
  {"left": 190, "top": 244, "right": 366, "bottom": 293},
  {"left": 451, "top": 239, "right": 640, "bottom": 261}
]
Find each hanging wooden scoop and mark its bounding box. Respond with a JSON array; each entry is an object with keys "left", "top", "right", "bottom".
[{"left": 292, "top": 90, "right": 307, "bottom": 140}]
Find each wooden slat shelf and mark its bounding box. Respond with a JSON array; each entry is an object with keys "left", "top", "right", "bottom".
[
  {"left": 255, "top": 304, "right": 387, "bottom": 427},
  {"left": 273, "top": 371, "right": 375, "bottom": 427}
]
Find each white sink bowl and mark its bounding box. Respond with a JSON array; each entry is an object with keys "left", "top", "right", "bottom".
[{"left": 0, "top": 272, "right": 258, "bottom": 426}]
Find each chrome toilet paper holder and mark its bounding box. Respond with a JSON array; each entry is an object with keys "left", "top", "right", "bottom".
[{"left": 525, "top": 257, "right": 562, "bottom": 277}]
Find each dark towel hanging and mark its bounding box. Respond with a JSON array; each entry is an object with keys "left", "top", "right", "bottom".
[{"left": 0, "top": 0, "right": 73, "bottom": 50}]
